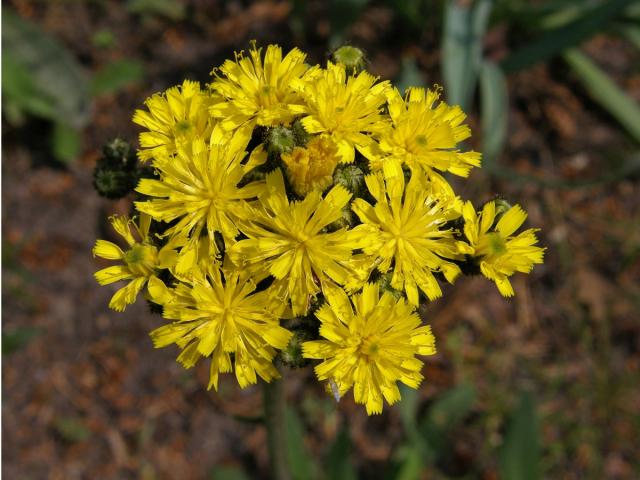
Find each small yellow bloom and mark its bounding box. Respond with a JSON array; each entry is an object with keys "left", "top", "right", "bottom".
[
  {"left": 362, "top": 87, "right": 481, "bottom": 177},
  {"left": 135, "top": 130, "right": 267, "bottom": 274},
  {"left": 149, "top": 262, "right": 292, "bottom": 390},
  {"left": 210, "top": 43, "right": 308, "bottom": 134},
  {"left": 281, "top": 135, "right": 339, "bottom": 196},
  {"left": 303, "top": 283, "right": 436, "bottom": 415},
  {"left": 462, "top": 201, "right": 545, "bottom": 297},
  {"left": 93, "top": 214, "right": 177, "bottom": 311},
  {"left": 228, "top": 169, "right": 369, "bottom": 316},
  {"left": 293, "top": 62, "right": 390, "bottom": 163},
  {"left": 133, "top": 80, "right": 215, "bottom": 162},
  {"left": 351, "top": 159, "right": 463, "bottom": 305}
]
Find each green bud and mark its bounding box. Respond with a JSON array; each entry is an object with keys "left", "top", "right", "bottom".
[
  {"left": 266, "top": 126, "right": 296, "bottom": 155},
  {"left": 326, "top": 206, "right": 355, "bottom": 231},
  {"left": 333, "top": 164, "right": 364, "bottom": 194},
  {"left": 93, "top": 167, "right": 137, "bottom": 199},
  {"left": 493, "top": 198, "right": 512, "bottom": 219},
  {"left": 291, "top": 119, "right": 310, "bottom": 146},
  {"left": 93, "top": 138, "right": 140, "bottom": 199},
  {"left": 280, "top": 329, "right": 313, "bottom": 369},
  {"left": 332, "top": 45, "right": 366, "bottom": 73},
  {"left": 102, "top": 137, "right": 135, "bottom": 167}
]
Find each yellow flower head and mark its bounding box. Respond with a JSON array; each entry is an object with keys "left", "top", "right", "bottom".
[
  {"left": 352, "top": 160, "right": 463, "bottom": 305},
  {"left": 281, "top": 135, "right": 339, "bottom": 196},
  {"left": 210, "top": 43, "right": 308, "bottom": 134},
  {"left": 93, "top": 214, "right": 177, "bottom": 311},
  {"left": 462, "top": 201, "right": 545, "bottom": 297},
  {"left": 150, "top": 262, "right": 292, "bottom": 390},
  {"left": 303, "top": 283, "right": 436, "bottom": 415},
  {"left": 133, "top": 80, "right": 215, "bottom": 162},
  {"left": 364, "top": 87, "right": 481, "bottom": 177},
  {"left": 228, "top": 169, "right": 367, "bottom": 316},
  {"left": 293, "top": 62, "right": 391, "bottom": 163},
  {"left": 134, "top": 131, "right": 267, "bottom": 273}
]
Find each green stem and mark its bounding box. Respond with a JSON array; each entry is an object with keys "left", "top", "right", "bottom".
[{"left": 263, "top": 374, "right": 292, "bottom": 480}]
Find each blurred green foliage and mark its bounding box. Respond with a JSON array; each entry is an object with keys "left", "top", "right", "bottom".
[{"left": 2, "top": 9, "right": 145, "bottom": 164}]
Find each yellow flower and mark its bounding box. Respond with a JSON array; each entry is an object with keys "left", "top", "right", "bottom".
[
  {"left": 150, "top": 262, "right": 292, "bottom": 390},
  {"left": 134, "top": 130, "right": 267, "bottom": 273},
  {"left": 351, "top": 160, "right": 463, "bottom": 305},
  {"left": 293, "top": 62, "right": 390, "bottom": 164},
  {"left": 209, "top": 43, "right": 308, "bottom": 134},
  {"left": 93, "top": 214, "right": 177, "bottom": 311},
  {"left": 462, "top": 201, "right": 545, "bottom": 297},
  {"left": 363, "top": 87, "right": 481, "bottom": 177},
  {"left": 281, "top": 135, "right": 339, "bottom": 196},
  {"left": 228, "top": 169, "right": 368, "bottom": 316},
  {"left": 302, "top": 283, "right": 436, "bottom": 415},
  {"left": 133, "top": 80, "right": 215, "bottom": 162}
]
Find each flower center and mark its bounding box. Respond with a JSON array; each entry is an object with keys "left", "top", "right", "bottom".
[
  {"left": 124, "top": 243, "right": 158, "bottom": 277},
  {"left": 415, "top": 134, "right": 428, "bottom": 147}
]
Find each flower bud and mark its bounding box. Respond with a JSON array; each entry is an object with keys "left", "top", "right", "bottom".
[
  {"left": 280, "top": 329, "right": 313, "bottom": 369},
  {"left": 266, "top": 126, "right": 296, "bottom": 155},
  {"left": 93, "top": 138, "right": 138, "bottom": 199},
  {"left": 333, "top": 164, "right": 364, "bottom": 194},
  {"left": 332, "top": 45, "right": 366, "bottom": 74}
]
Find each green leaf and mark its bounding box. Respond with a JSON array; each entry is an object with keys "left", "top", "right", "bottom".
[
  {"left": 127, "top": 0, "right": 186, "bottom": 20},
  {"left": 2, "top": 9, "right": 90, "bottom": 128},
  {"left": 442, "top": 0, "right": 493, "bottom": 109},
  {"left": 2, "top": 326, "right": 41, "bottom": 355},
  {"left": 420, "top": 383, "right": 476, "bottom": 455},
  {"left": 2, "top": 54, "right": 57, "bottom": 124},
  {"left": 209, "top": 466, "right": 250, "bottom": 480},
  {"left": 52, "top": 122, "right": 81, "bottom": 164},
  {"left": 285, "top": 408, "right": 317, "bottom": 480},
  {"left": 480, "top": 60, "right": 508, "bottom": 172},
  {"left": 394, "top": 445, "right": 424, "bottom": 480},
  {"left": 564, "top": 48, "right": 640, "bottom": 143},
  {"left": 501, "top": 0, "right": 635, "bottom": 73},
  {"left": 498, "top": 392, "right": 541, "bottom": 480},
  {"left": 326, "top": 427, "right": 357, "bottom": 480},
  {"left": 395, "top": 57, "right": 424, "bottom": 94},
  {"left": 90, "top": 59, "right": 145, "bottom": 96},
  {"left": 54, "top": 416, "right": 92, "bottom": 443}
]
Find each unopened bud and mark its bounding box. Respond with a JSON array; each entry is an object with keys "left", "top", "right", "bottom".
[
  {"left": 280, "top": 329, "right": 312, "bottom": 369},
  {"left": 332, "top": 45, "right": 366, "bottom": 74},
  {"left": 333, "top": 164, "right": 364, "bottom": 194},
  {"left": 266, "top": 126, "right": 296, "bottom": 155}
]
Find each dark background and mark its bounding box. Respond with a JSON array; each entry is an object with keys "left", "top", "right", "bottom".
[{"left": 2, "top": 1, "right": 639, "bottom": 479}]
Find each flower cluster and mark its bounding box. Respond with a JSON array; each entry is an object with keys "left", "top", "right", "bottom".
[{"left": 93, "top": 43, "right": 544, "bottom": 415}]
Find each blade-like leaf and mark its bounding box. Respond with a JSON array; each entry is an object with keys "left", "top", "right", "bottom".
[
  {"left": 326, "top": 427, "right": 357, "bottom": 480},
  {"left": 501, "top": 0, "right": 634, "bottom": 73},
  {"left": 564, "top": 48, "right": 640, "bottom": 143},
  {"left": 499, "top": 392, "right": 541, "bottom": 480},
  {"left": 285, "top": 408, "right": 317, "bottom": 480},
  {"left": 480, "top": 60, "right": 508, "bottom": 171},
  {"left": 442, "top": 0, "right": 493, "bottom": 110},
  {"left": 395, "top": 57, "right": 424, "bottom": 94},
  {"left": 420, "top": 383, "right": 476, "bottom": 455}
]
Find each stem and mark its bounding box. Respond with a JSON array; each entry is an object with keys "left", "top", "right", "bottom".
[{"left": 263, "top": 374, "right": 292, "bottom": 480}]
